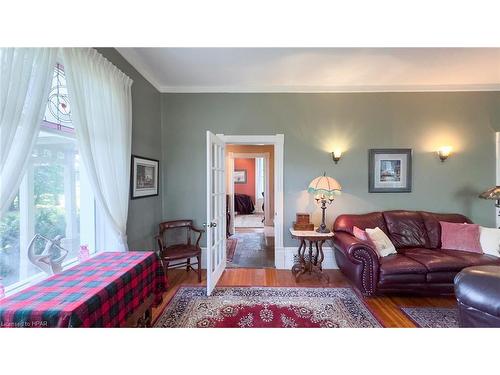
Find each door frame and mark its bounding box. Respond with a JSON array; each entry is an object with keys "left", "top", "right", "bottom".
[
  {"left": 217, "top": 134, "right": 284, "bottom": 268},
  {"left": 228, "top": 151, "right": 271, "bottom": 233}
]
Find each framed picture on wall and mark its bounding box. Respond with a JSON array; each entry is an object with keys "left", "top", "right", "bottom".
[
  {"left": 131, "top": 155, "right": 159, "bottom": 199},
  {"left": 369, "top": 148, "right": 412, "bottom": 193},
  {"left": 234, "top": 169, "right": 247, "bottom": 184}
]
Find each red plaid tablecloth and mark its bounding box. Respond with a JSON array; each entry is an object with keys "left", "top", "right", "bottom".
[{"left": 0, "top": 251, "right": 167, "bottom": 328}]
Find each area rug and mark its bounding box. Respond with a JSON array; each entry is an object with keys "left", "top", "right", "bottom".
[
  {"left": 400, "top": 307, "right": 459, "bottom": 328},
  {"left": 154, "top": 287, "right": 382, "bottom": 328},
  {"left": 226, "top": 231, "right": 274, "bottom": 268},
  {"left": 226, "top": 238, "right": 238, "bottom": 262}
]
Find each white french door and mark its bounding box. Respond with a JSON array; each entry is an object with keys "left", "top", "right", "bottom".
[{"left": 206, "top": 131, "right": 226, "bottom": 295}]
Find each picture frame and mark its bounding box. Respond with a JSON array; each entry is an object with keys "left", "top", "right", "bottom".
[
  {"left": 233, "top": 169, "right": 247, "bottom": 184},
  {"left": 369, "top": 148, "right": 412, "bottom": 193},
  {"left": 131, "top": 155, "right": 159, "bottom": 199}
]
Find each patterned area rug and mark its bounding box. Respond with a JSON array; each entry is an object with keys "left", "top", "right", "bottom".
[
  {"left": 400, "top": 307, "right": 459, "bottom": 328},
  {"left": 154, "top": 287, "right": 381, "bottom": 328},
  {"left": 226, "top": 238, "right": 238, "bottom": 262}
]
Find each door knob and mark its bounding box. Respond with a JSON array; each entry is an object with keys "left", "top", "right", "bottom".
[
  {"left": 211, "top": 222, "right": 217, "bottom": 228},
  {"left": 203, "top": 222, "right": 217, "bottom": 228}
]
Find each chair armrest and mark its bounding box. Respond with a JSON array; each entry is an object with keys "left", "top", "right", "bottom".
[
  {"left": 154, "top": 235, "right": 164, "bottom": 253},
  {"left": 190, "top": 226, "right": 205, "bottom": 247},
  {"left": 190, "top": 226, "right": 205, "bottom": 234},
  {"left": 333, "top": 232, "right": 380, "bottom": 295}
]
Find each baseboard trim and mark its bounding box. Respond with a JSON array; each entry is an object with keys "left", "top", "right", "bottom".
[
  {"left": 180, "top": 246, "right": 339, "bottom": 270},
  {"left": 281, "top": 247, "right": 338, "bottom": 270}
]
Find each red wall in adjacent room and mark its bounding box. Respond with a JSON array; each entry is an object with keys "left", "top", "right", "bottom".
[{"left": 234, "top": 158, "right": 255, "bottom": 202}]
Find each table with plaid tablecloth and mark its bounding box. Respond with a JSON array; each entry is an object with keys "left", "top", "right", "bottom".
[{"left": 0, "top": 251, "right": 167, "bottom": 328}]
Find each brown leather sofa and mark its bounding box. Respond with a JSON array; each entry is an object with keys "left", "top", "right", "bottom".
[{"left": 333, "top": 210, "right": 500, "bottom": 296}]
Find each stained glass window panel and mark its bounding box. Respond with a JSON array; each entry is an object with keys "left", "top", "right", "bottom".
[{"left": 43, "top": 63, "right": 73, "bottom": 128}]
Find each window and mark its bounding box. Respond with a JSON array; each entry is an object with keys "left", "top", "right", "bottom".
[{"left": 0, "top": 64, "right": 96, "bottom": 291}]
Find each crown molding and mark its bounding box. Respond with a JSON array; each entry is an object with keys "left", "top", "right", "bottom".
[
  {"left": 116, "top": 48, "right": 162, "bottom": 92},
  {"left": 159, "top": 83, "right": 500, "bottom": 93}
]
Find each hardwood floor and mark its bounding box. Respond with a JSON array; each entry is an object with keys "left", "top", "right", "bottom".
[{"left": 152, "top": 268, "right": 457, "bottom": 328}]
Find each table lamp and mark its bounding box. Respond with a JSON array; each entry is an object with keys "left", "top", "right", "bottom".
[
  {"left": 307, "top": 173, "right": 342, "bottom": 233},
  {"left": 479, "top": 186, "right": 500, "bottom": 223}
]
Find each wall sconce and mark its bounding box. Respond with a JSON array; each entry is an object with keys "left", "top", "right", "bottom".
[
  {"left": 331, "top": 150, "right": 343, "bottom": 164},
  {"left": 437, "top": 146, "right": 452, "bottom": 162}
]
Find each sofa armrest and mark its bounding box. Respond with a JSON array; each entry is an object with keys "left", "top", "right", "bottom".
[{"left": 333, "top": 232, "right": 380, "bottom": 295}]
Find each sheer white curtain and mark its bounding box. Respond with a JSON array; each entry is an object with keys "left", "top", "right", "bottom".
[
  {"left": 62, "top": 48, "right": 133, "bottom": 251},
  {"left": 0, "top": 48, "right": 58, "bottom": 216}
]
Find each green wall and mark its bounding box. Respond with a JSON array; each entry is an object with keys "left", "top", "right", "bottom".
[
  {"left": 161, "top": 92, "right": 500, "bottom": 247},
  {"left": 96, "top": 48, "right": 162, "bottom": 250}
]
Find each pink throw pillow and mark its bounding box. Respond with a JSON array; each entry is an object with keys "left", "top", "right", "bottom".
[
  {"left": 353, "top": 226, "right": 369, "bottom": 242},
  {"left": 440, "top": 221, "right": 482, "bottom": 253}
]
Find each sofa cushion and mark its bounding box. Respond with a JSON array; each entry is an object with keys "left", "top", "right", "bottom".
[
  {"left": 383, "top": 210, "right": 429, "bottom": 249},
  {"left": 420, "top": 211, "right": 472, "bottom": 249},
  {"left": 379, "top": 253, "right": 428, "bottom": 275},
  {"left": 399, "top": 248, "right": 474, "bottom": 272},
  {"left": 440, "top": 249, "right": 500, "bottom": 267},
  {"left": 334, "top": 212, "right": 388, "bottom": 236}
]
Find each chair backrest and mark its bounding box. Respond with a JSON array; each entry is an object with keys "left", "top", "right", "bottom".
[
  {"left": 159, "top": 220, "right": 193, "bottom": 232},
  {"left": 158, "top": 220, "right": 194, "bottom": 248}
]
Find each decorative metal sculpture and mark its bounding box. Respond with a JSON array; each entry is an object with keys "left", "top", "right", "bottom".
[{"left": 27, "top": 234, "right": 69, "bottom": 275}]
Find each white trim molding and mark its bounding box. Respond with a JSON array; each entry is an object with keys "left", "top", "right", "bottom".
[
  {"left": 275, "top": 247, "right": 339, "bottom": 270},
  {"left": 197, "top": 246, "right": 338, "bottom": 270},
  {"left": 159, "top": 84, "right": 500, "bottom": 93}
]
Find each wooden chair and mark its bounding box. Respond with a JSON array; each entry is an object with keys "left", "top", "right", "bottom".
[{"left": 155, "top": 220, "right": 204, "bottom": 282}]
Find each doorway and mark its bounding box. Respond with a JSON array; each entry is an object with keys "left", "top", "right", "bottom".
[
  {"left": 205, "top": 133, "right": 284, "bottom": 294},
  {"left": 226, "top": 147, "right": 274, "bottom": 268}
]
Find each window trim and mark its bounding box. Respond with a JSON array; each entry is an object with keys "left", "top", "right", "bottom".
[{"left": 41, "top": 120, "right": 75, "bottom": 135}]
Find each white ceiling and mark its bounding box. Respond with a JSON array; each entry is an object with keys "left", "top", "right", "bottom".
[{"left": 116, "top": 48, "right": 500, "bottom": 93}]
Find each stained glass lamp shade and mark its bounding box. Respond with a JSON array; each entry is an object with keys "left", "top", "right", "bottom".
[{"left": 308, "top": 174, "right": 342, "bottom": 233}]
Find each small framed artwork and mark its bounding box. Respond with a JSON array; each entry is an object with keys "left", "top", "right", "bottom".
[
  {"left": 233, "top": 169, "right": 247, "bottom": 184},
  {"left": 369, "top": 148, "right": 412, "bottom": 193},
  {"left": 131, "top": 155, "right": 159, "bottom": 199}
]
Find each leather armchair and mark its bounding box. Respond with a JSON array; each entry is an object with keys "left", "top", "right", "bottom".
[{"left": 455, "top": 266, "right": 500, "bottom": 327}]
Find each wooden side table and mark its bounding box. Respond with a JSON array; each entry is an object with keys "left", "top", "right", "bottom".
[{"left": 289, "top": 228, "right": 334, "bottom": 281}]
